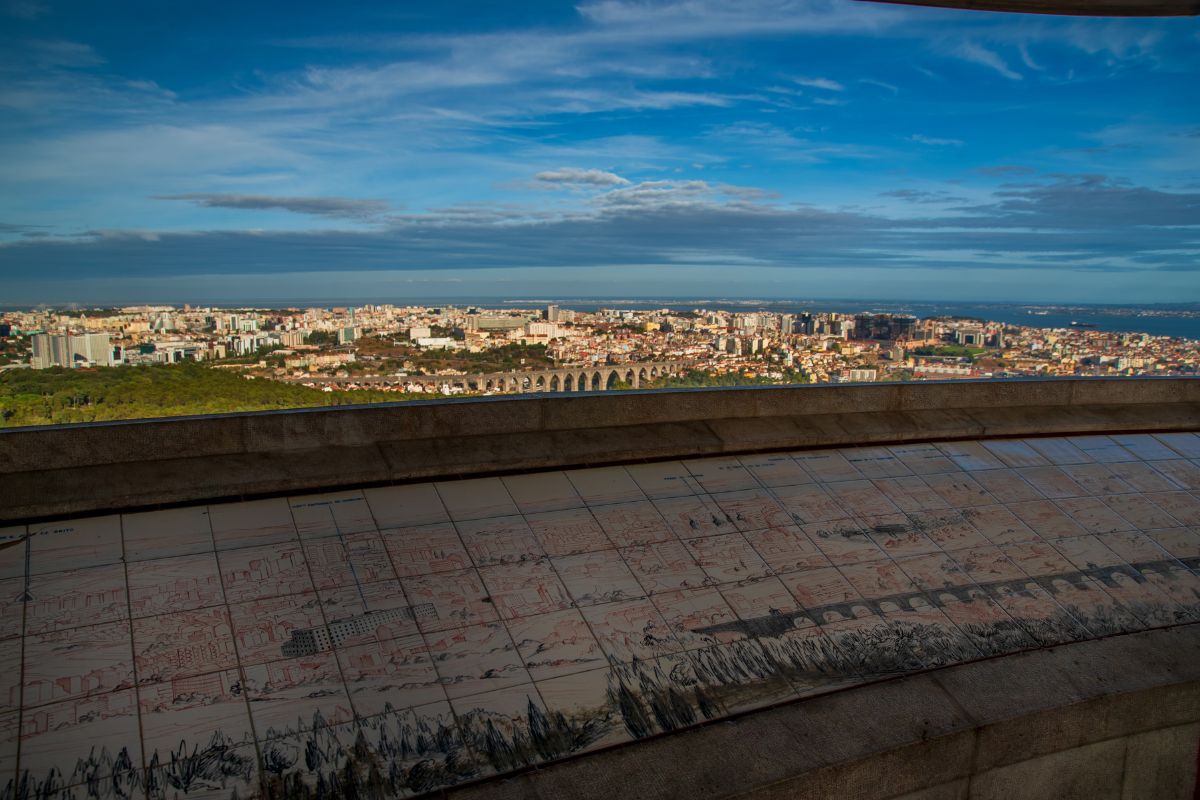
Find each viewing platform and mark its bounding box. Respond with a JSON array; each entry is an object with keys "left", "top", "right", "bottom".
[{"left": 1, "top": 378, "right": 1198, "bottom": 800}]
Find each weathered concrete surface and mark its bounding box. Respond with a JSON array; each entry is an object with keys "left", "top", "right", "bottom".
[
  {"left": 2, "top": 377, "right": 1198, "bottom": 522},
  {"left": 441, "top": 625, "right": 1200, "bottom": 800}
]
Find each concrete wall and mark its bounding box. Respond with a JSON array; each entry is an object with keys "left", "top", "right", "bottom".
[
  {"left": 442, "top": 624, "right": 1200, "bottom": 800},
  {"left": 2, "top": 377, "right": 1198, "bottom": 522}
]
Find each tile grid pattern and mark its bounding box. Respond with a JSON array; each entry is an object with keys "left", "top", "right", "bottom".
[{"left": 1, "top": 432, "right": 1199, "bottom": 799}]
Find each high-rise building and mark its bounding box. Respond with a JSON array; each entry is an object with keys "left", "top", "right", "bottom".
[
  {"left": 30, "top": 333, "right": 114, "bottom": 369},
  {"left": 544, "top": 304, "right": 560, "bottom": 322}
]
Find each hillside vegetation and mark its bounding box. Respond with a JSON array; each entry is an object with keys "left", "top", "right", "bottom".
[{"left": 0, "top": 362, "right": 408, "bottom": 427}]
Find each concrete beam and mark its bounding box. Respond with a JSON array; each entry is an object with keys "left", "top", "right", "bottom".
[{"left": 1, "top": 377, "right": 1197, "bottom": 522}]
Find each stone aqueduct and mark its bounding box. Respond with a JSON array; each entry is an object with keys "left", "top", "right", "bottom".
[{"left": 288, "top": 361, "right": 689, "bottom": 394}]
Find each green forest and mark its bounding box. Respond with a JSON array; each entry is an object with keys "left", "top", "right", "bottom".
[{"left": 0, "top": 363, "right": 411, "bottom": 427}]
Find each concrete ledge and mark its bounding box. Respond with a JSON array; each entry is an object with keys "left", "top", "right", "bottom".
[
  {"left": 440, "top": 625, "right": 1200, "bottom": 800},
  {"left": 2, "top": 377, "right": 1198, "bottom": 522}
]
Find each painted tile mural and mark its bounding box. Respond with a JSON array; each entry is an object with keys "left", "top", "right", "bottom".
[{"left": 4, "top": 433, "right": 1200, "bottom": 800}]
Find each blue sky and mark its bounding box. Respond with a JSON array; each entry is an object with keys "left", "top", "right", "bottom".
[{"left": 1, "top": 0, "right": 1198, "bottom": 305}]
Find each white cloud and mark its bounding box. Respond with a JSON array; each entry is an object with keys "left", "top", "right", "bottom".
[
  {"left": 792, "top": 76, "right": 845, "bottom": 91},
  {"left": 534, "top": 168, "right": 630, "bottom": 187},
  {"left": 907, "top": 134, "right": 964, "bottom": 147},
  {"left": 952, "top": 41, "right": 1022, "bottom": 81}
]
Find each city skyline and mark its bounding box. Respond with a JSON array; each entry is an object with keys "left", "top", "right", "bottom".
[{"left": 1, "top": 1, "right": 1198, "bottom": 304}]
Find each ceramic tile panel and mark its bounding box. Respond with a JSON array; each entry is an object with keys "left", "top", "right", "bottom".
[
  {"left": 709, "top": 489, "right": 795, "bottom": 533},
  {"left": 1155, "top": 433, "right": 1200, "bottom": 460},
  {"left": 565, "top": 466, "right": 645, "bottom": 506},
  {"left": 290, "top": 490, "right": 377, "bottom": 539},
  {"left": 792, "top": 450, "right": 864, "bottom": 482},
  {"left": 401, "top": 567, "right": 498, "bottom": 632},
  {"left": 859, "top": 514, "right": 942, "bottom": 558},
  {"left": 1024, "top": 438, "right": 1093, "bottom": 466},
  {"left": 961, "top": 505, "right": 1040, "bottom": 546},
  {"left": 0, "top": 526, "right": 26, "bottom": 581},
  {"left": 123, "top": 506, "right": 214, "bottom": 561},
  {"left": 525, "top": 507, "right": 612, "bottom": 556},
  {"left": 1016, "top": 467, "right": 1087, "bottom": 499},
  {"left": 219, "top": 542, "right": 313, "bottom": 603},
  {"left": 907, "top": 509, "right": 991, "bottom": 552},
  {"left": 478, "top": 559, "right": 573, "bottom": 620},
  {"left": 651, "top": 587, "right": 746, "bottom": 650},
  {"left": 19, "top": 689, "right": 141, "bottom": 790},
  {"left": 738, "top": 453, "right": 814, "bottom": 488},
  {"left": 0, "top": 711, "right": 17, "bottom": 789},
  {"left": 455, "top": 515, "right": 545, "bottom": 566},
  {"left": 536, "top": 667, "right": 631, "bottom": 754},
  {"left": 742, "top": 525, "right": 832, "bottom": 574},
  {"left": 502, "top": 471, "right": 585, "bottom": 514},
  {"left": 935, "top": 441, "right": 1005, "bottom": 472},
  {"left": 138, "top": 668, "right": 255, "bottom": 755},
  {"left": 921, "top": 472, "right": 996, "bottom": 508},
  {"left": 0, "top": 644, "right": 19, "bottom": 714},
  {"left": 0, "top": 579, "right": 23, "bottom": 640},
  {"left": 582, "top": 598, "right": 682, "bottom": 662},
  {"left": 128, "top": 553, "right": 224, "bottom": 619},
  {"left": 589, "top": 500, "right": 673, "bottom": 547},
  {"left": 425, "top": 622, "right": 529, "bottom": 699},
  {"left": 1108, "top": 434, "right": 1180, "bottom": 461},
  {"left": 208, "top": 498, "right": 297, "bottom": 550},
  {"left": 23, "top": 621, "right": 135, "bottom": 707},
  {"left": 25, "top": 563, "right": 128, "bottom": 634},
  {"left": 1102, "top": 461, "right": 1181, "bottom": 493},
  {"left": 620, "top": 540, "right": 710, "bottom": 595},
  {"left": 824, "top": 480, "right": 902, "bottom": 517},
  {"left": 1150, "top": 459, "right": 1200, "bottom": 491},
  {"left": 684, "top": 532, "right": 774, "bottom": 584},
  {"left": 801, "top": 518, "right": 886, "bottom": 565},
  {"left": 303, "top": 530, "right": 396, "bottom": 590},
  {"left": 1143, "top": 492, "right": 1200, "bottom": 526},
  {"left": 336, "top": 633, "right": 446, "bottom": 718},
  {"left": 507, "top": 608, "right": 606, "bottom": 679},
  {"left": 980, "top": 440, "right": 1049, "bottom": 468},
  {"left": 435, "top": 477, "right": 519, "bottom": 521},
  {"left": 28, "top": 515, "right": 122, "bottom": 574},
  {"left": 772, "top": 483, "right": 847, "bottom": 524},
  {"left": 872, "top": 476, "right": 951, "bottom": 512},
  {"left": 689, "top": 638, "right": 799, "bottom": 714},
  {"left": 841, "top": 447, "right": 912, "bottom": 479},
  {"left": 683, "top": 457, "right": 759, "bottom": 493},
  {"left": 13, "top": 433, "right": 1200, "bottom": 799},
  {"left": 888, "top": 443, "right": 958, "bottom": 475},
  {"left": 652, "top": 494, "right": 735, "bottom": 539},
  {"left": 227, "top": 591, "right": 325, "bottom": 666},
  {"left": 625, "top": 461, "right": 699, "bottom": 498},
  {"left": 363, "top": 483, "right": 450, "bottom": 528},
  {"left": 381, "top": 521, "right": 472, "bottom": 576},
  {"left": 317, "top": 578, "right": 419, "bottom": 647},
  {"left": 1007, "top": 500, "right": 1090, "bottom": 539},
  {"left": 1054, "top": 497, "right": 1137, "bottom": 534},
  {"left": 133, "top": 606, "right": 239, "bottom": 684},
  {"left": 552, "top": 549, "right": 644, "bottom": 607},
  {"left": 971, "top": 469, "right": 1043, "bottom": 504},
  {"left": 1068, "top": 436, "right": 1139, "bottom": 464},
  {"left": 243, "top": 652, "right": 354, "bottom": 738},
  {"left": 1059, "top": 463, "right": 1137, "bottom": 496}
]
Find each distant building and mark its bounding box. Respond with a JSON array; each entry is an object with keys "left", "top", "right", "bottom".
[
  {"left": 30, "top": 333, "right": 114, "bottom": 369},
  {"left": 544, "top": 304, "right": 560, "bottom": 322}
]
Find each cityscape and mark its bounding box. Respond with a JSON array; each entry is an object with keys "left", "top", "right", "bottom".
[{"left": 1, "top": 301, "right": 1197, "bottom": 426}]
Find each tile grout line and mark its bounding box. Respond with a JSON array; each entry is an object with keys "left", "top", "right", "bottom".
[{"left": 209, "top": 503, "right": 271, "bottom": 800}]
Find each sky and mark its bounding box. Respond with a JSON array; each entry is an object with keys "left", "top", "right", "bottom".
[{"left": 0, "top": 0, "right": 1198, "bottom": 305}]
